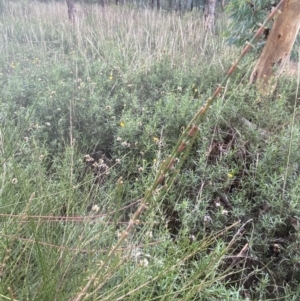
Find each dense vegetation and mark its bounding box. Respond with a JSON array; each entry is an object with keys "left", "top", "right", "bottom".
[{"left": 0, "top": 1, "right": 300, "bottom": 300}]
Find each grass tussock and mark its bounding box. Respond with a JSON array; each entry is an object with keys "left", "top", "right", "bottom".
[{"left": 0, "top": 1, "right": 300, "bottom": 300}]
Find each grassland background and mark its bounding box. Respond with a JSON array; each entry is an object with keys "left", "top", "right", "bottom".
[{"left": 0, "top": 1, "right": 300, "bottom": 300}]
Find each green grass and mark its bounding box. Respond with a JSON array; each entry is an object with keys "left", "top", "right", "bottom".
[{"left": 0, "top": 1, "right": 300, "bottom": 300}]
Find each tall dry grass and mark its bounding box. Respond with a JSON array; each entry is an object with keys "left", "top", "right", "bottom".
[
  {"left": 3, "top": 1, "right": 232, "bottom": 70},
  {"left": 3, "top": 2, "right": 300, "bottom": 300}
]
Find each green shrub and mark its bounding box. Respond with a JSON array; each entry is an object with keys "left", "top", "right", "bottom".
[{"left": 1, "top": 2, "right": 300, "bottom": 300}]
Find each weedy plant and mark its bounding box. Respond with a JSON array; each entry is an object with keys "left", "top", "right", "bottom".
[{"left": 0, "top": 0, "right": 300, "bottom": 300}]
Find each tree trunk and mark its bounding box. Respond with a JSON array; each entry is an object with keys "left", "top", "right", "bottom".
[
  {"left": 66, "top": 0, "right": 76, "bottom": 22},
  {"left": 221, "top": 0, "right": 225, "bottom": 10},
  {"left": 98, "top": 0, "right": 104, "bottom": 8},
  {"left": 204, "top": 0, "right": 217, "bottom": 32},
  {"left": 187, "top": 0, "right": 193, "bottom": 11},
  {"left": 151, "top": 0, "right": 154, "bottom": 9},
  {"left": 175, "top": 0, "right": 182, "bottom": 12},
  {"left": 190, "top": 0, "right": 193, "bottom": 11},
  {"left": 250, "top": 0, "right": 300, "bottom": 90}
]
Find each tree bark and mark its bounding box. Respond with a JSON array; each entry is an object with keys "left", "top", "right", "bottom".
[
  {"left": 66, "top": 0, "right": 76, "bottom": 22},
  {"left": 204, "top": 0, "right": 217, "bottom": 32},
  {"left": 151, "top": 0, "right": 154, "bottom": 9},
  {"left": 250, "top": 0, "right": 300, "bottom": 89},
  {"left": 98, "top": 0, "right": 104, "bottom": 8},
  {"left": 189, "top": 0, "right": 193, "bottom": 11},
  {"left": 175, "top": 0, "right": 182, "bottom": 12},
  {"left": 187, "top": 0, "right": 193, "bottom": 11},
  {"left": 221, "top": 0, "right": 225, "bottom": 10}
]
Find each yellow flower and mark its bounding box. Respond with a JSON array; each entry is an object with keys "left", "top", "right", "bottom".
[
  {"left": 153, "top": 137, "right": 159, "bottom": 143},
  {"left": 109, "top": 76, "right": 113, "bottom": 81},
  {"left": 120, "top": 122, "right": 125, "bottom": 127},
  {"left": 228, "top": 173, "right": 234, "bottom": 179}
]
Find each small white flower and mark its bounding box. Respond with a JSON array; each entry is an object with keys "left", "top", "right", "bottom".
[
  {"left": 11, "top": 178, "right": 18, "bottom": 184},
  {"left": 204, "top": 215, "right": 212, "bottom": 223},
  {"left": 121, "top": 141, "right": 130, "bottom": 147},
  {"left": 131, "top": 247, "right": 142, "bottom": 261},
  {"left": 189, "top": 234, "right": 196, "bottom": 241},
  {"left": 84, "top": 155, "right": 94, "bottom": 162},
  {"left": 139, "top": 258, "right": 149, "bottom": 267},
  {"left": 92, "top": 205, "right": 100, "bottom": 213},
  {"left": 145, "top": 231, "right": 153, "bottom": 238},
  {"left": 215, "top": 201, "right": 221, "bottom": 207}
]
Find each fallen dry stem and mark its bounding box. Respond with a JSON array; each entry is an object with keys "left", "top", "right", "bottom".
[{"left": 70, "top": 1, "right": 288, "bottom": 300}]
